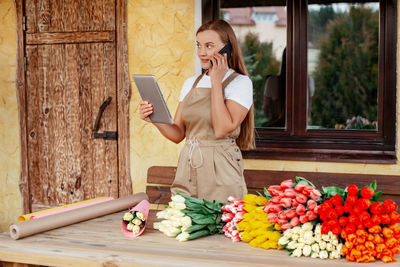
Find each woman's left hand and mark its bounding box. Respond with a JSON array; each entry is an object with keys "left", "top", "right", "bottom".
[{"left": 209, "top": 52, "right": 228, "bottom": 85}]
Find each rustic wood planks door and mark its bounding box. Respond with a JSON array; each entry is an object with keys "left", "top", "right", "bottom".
[{"left": 18, "top": 0, "right": 132, "bottom": 212}]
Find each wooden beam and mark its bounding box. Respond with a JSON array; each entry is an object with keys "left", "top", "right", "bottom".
[{"left": 26, "top": 31, "right": 115, "bottom": 45}]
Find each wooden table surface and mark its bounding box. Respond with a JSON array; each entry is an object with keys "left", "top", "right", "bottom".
[{"left": 0, "top": 212, "right": 398, "bottom": 267}]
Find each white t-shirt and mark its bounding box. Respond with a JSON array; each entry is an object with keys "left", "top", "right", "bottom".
[{"left": 179, "top": 69, "right": 253, "bottom": 110}]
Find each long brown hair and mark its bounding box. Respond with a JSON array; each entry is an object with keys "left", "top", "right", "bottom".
[{"left": 197, "top": 20, "right": 255, "bottom": 150}]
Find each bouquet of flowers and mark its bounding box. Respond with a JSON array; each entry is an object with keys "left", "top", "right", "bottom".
[
  {"left": 318, "top": 182, "right": 400, "bottom": 263},
  {"left": 121, "top": 199, "right": 150, "bottom": 237},
  {"left": 221, "top": 196, "right": 245, "bottom": 242},
  {"left": 263, "top": 177, "right": 322, "bottom": 231},
  {"left": 237, "top": 194, "right": 283, "bottom": 249},
  {"left": 154, "top": 193, "right": 225, "bottom": 241},
  {"left": 279, "top": 222, "right": 342, "bottom": 259}
]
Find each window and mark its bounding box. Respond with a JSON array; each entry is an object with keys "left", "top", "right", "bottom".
[{"left": 208, "top": 0, "right": 397, "bottom": 163}]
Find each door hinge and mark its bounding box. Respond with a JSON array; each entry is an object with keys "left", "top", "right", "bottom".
[
  {"left": 22, "top": 15, "right": 26, "bottom": 31},
  {"left": 24, "top": 56, "right": 27, "bottom": 72}
]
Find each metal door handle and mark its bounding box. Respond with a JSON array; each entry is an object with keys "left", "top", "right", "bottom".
[{"left": 93, "top": 96, "right": 117, "bottom": 140}]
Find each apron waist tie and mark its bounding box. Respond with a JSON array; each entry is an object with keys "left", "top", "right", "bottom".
[{"left": 188, "top": 138, "right": 203, "bottom": 169}]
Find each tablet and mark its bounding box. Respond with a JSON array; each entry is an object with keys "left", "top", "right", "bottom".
[{"left": 133, "top": 74, "right": 174, "bottom": 124}]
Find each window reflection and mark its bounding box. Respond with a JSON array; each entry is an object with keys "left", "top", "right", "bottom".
[
  {"left": 221, "top": 6, "right": 287, "bottom": 128},
  {"left": 307, "top": 3, "right": 379, "bottom": 131}
]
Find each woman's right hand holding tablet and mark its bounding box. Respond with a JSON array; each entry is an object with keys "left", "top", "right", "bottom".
[{"left": 139, "top": 100, "right": 153, "bottom": 123}]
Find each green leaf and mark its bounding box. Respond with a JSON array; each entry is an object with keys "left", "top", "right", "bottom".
[
  {"left": 185, "top": 224, "right": 207, "bottom": 233},
  {"left": 187, "top": 229, "right": 210, "bottom": 240},
  {"left": 264, "top": 188, "right": 273, "bottom": 199},
  {"left": 322, "top": 186, "right": 345, "bottom": 199},
  {"left": 368, "top": 180, "right": 377, "bottom": 191},
  {"left": 295, "top": 176, "right": 316, "bottom": 188},
  {"left": 371, "top": 191, "right": 382, "bottom": 202}
]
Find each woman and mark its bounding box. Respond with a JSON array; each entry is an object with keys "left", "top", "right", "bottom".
[{"left": 139, "top": 20, "right": 254, "bottom": 202}]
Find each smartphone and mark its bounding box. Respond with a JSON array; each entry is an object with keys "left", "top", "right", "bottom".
[{"left": 210, "top": 42, "right": 232, "bottom": 65}]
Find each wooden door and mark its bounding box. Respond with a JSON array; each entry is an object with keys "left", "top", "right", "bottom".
[{"left": 16, "top": 0, "right": 132, "bottom": 212}]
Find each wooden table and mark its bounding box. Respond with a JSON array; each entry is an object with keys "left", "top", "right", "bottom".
[{"left": 0, "top": 212, "right": 397, "bottom": 267}]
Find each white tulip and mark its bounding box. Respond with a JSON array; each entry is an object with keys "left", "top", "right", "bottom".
[
  {"left": 336, "top": 243, "right": 343, "bottom": 253},
  {"left": 298, "top": 237, "right": 305, "bottom": 244},
  {"left": 171, "top": 194, "right": 186, "bottom": 203},
  {"left": 156, "top": 210, "right": 169, "bottom": 219},
  {"left": 311, "top": 252, "right": 318, "bottom": 258},
  {"left": 179, "top": 216, "right": 192, "bottom": 228},
  {"left": 302, "top": 222, "right": 313, "bottom": 232},
  {"left": 176, "top": 231, "right": 190, "bottom": 242},
  {"left": 153, "top": 222, "right": 161, "bottom": 229},
  {"left": 322, "top": 234, "right": 330, "bottom": 242},
  {"left": 297, "top": 242, "right": 305, "bottom": 249},
  {"left": 284, "top": 229, "right": 293, "bottom": 238},
  {"left": 292, "top": 233, "right": 300, "bottom": 241},
  {"left": 278, "top": 236, "right": 290, "bottom": 245},
  {"left": 315, "top": 224, "right": 322, "bottom": 234},
  {"left": 170, "top": 201, "right": 186, "bottom": 210},
  {"left": 136, "top": 211, "right": 145, "bottom": 221},
  {"left": 326, "top": 243, "right": 333, "bottom": 252},
  {"left": 133, "top": 218, "right": 142, "bottom": 226},
  {"left": 319, "top": 250, "right": 329, "bottom": 259},
  {"left": 303, "top": 245, "right": 312, "bottom": 257},
  {"left": 287, "top": 240, "right": 298, "bottom": 250},
  {"left": 292, "top": 248, "right": 303, "bottom": 257},
  {"left": 292, "top": 226, "right": 301, "bottom": 234},
  {"left": 132, "top": 225, "right": 141, "bottom": 235},
  {"left": 123, "top": 212, "right": 134, "bottom": 221},
  {"left": 311, "top": 243, "right": 320, "bottom": 253},
  {"left": 331, "top": 239, "right": 339, "bottom": 246},
  {"left": 126, "top": 222, "right": 134, "bottom": 231},
  {"left": 319, "top": 241, "right": 327, "bottom": 250}
]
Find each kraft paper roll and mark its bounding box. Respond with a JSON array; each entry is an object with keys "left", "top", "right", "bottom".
[
  {"left": 17, "top": 196, "right": 111, "bottom": 222},
  {"left": 30, "top": 197, "right": 114, "bottom": 219},
  {"left": 10, "top": 192, "right": 149, "bottom": 240}
]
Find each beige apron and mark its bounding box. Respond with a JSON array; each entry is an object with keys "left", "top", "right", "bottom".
[{"left": 171, "top": 72, "right": 248, "bottom": 202}]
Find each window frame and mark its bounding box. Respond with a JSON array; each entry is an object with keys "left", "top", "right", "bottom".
[{"left": 209, "top": 0, "right": 397, "bottom": 163}]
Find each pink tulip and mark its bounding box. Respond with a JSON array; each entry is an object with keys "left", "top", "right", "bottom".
[
  {"left": 299, "top": 214, "right": 309, "bottom": 224},
  {"left": 267, "top": 213, "right": 278, "bottom": 223},
  {"left": 263, "top": 204, "right": 283, "bottom": 213},
  {"left": 290, "top": 216, "right": 300, "bottom": 227},
  {"left": 295, "top": 193, "right": 308, "bottom": 204},
  {"left": 280, "top": 197, "right": 292, "bottom": 208},
  {"left": 228, "top": 196, "right": 239, "bottom": 202},
  {"left": 296, "top": 204, "right": 306, "bottom": 215},
  {"left": 313, "top": 205, "right": 320, "bottom": 214},
  {"left": 294, "top": 183, "right": 306, "bottom": 192},
  {"left": 310, "top": 189, "right": 322, "bottom": 200},
  {"left": 307, "top": 199, "right": 317, "bottom": 211},
  {"left": 306, "top": 210, "right": 317, "bottom": 221},
  {"left": 283, "top": 188, "right": 297, "bottom": 198},
  {"left": 277, "top": 218, "right": 288, "bottom": 225},
  {"left": 280, "top": 179, "right": 294, "bottom": 189},
  {"left": 267, "top": 185, "right": 283, "bottom": 196},
  {"left": 221, "top": 212, "right": 234, "bottom": 222},
  {"left": 291, "top": 199, "right": 300, "bottom": 207},
  {"left": 269, "top": 196, "right": 281, "bottom": 204},
  {"left": 284, "top": 209, "right": 297, "bottom": 219},
  {"left": 278, "top": 211, "right": 286, "bottom": 220},
  {"left": 281, "top": 223, "right": 292, "bottom": 231}
]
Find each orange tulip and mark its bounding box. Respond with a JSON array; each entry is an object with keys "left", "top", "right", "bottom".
[
  {"left": 348, "top": 233, "right": 357, "bottom": 243},
  {"left": 385, "top": 237, "right": 398, "bottom": 248},
  {"left": 381, "top": 256, "right": 394, "bottom": 263},
  {"left": 367, "top": 234, "right": 374, "bottom": 241},
  {"left": 382, "top": 227, "right": 394, "bottom": 238},
  {"left": 376, "top": 243, "right": 386, "bottom": 253},
  {"left": 356, "top": 229, "right": 368, "bottom": 238},
  {"left": 365, "top": 240, "right": 375, "bottom": 250},
  {"left": 368, "top": 225, "right": 381, "bottom": 234},
  {"left": 350, "top": 248, "right": 362, "bottom": 259},
  {"left": 373, "top": 234, "right": 384, "bottom": 244},
  {"left": 389, "top": 223, "right": 400, "bottom": 234}
]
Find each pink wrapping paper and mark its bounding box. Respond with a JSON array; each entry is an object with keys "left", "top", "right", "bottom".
[
  {"left": 30, "top": 197, "right": 114, "bottom": 219},
  {"left": 121, "top": 199, "right": 150, "bottom": 238}
]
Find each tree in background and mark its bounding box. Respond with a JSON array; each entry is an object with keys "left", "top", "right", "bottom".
[
  {"left": 240, "top": 32, "right": 280, "bottom": 127},
  {"left": 310, "top": 5, "right": 379, "bottom": 129}
]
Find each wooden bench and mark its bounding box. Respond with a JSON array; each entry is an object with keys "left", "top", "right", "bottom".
[{"left": 146, "top": 166, "right": 400, "bottom": 206}]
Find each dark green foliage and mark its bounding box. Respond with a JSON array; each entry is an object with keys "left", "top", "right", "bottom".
[{"left": 310, "top": 5, "right": 379, "bottom": 128}]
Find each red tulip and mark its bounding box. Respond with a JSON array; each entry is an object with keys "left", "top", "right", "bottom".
[
  {"left": 347, "top": 184, "right": 359, "bottom": 196},
  {"left": 269, "top": 196, "right": 281, "bottom": 204},
  {"left": 331, "top": 194, "right": 343, "bottom": 207},
  {"left": 291, "top": 199, "right": 300, "bottom": 207},
  {"left": 369, "top": 201, "right": 384, "bottom": 215},
  {"left": 389, "top": 211, "right": 400, "bottom": 223},
  {"left": 277, "top": 218, "right": 288, "bottom": 225},
  {"left": 346, "top": 195, "right": 357, "bottom": 205},
  {"left": 335, "top": 205, "right": 345, "bottom": 216},
  {"left": 360, "top": 187, "right": 375, "bottom": 199},
  {"left": 339, "top": 216, "right": 348, "bottom": 226},
  {"left": 278, "top": 211, "right": 286, "bottom": 220},
  {"left": 380, "top": 213, "right": 391, "bottom": 224},
  {"left": 383, "top": 200, "right": 398, "bottom": 213},
  {"left": 284, "top": 209, "right": 297, "bottom": 219},
  {"left": 310, "top": 189, "right": 322, "bottom": 200}
]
